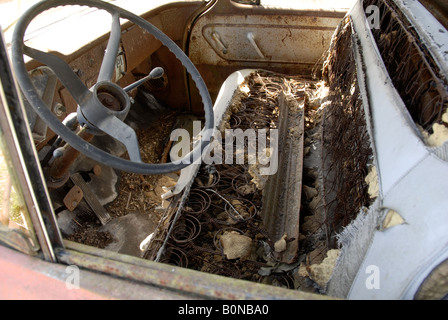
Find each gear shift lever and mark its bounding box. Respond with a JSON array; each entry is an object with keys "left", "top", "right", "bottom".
[{"left": 124, "top": 67, "right": 164, "bottom": 92}]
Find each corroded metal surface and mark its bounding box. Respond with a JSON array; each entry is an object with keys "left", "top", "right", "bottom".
[
  {"left": 187, "top": 0, "right": 346, "bottom": 113},
  {"left": 189, "top": 1, "right": 345, "bottom": 66},
  {"left": 60, "top": 240, "right": 332, "bottom": 300},
  {"left": 261, "top": 92, "right": 304, "bottom": 264},
  {"left": 48, "top": 129, "right": 94, "bottom": 186},
  {"left": 63, "top": 185, "right": 84, "bottom": 212}
]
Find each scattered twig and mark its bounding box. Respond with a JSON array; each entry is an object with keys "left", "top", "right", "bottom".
[{"left": 126, "top": 192, "right": 132, "bottom": 210}]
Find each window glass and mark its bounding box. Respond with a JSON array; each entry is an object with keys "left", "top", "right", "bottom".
[{"left": 0, "top": 121, "right": 39, "bottom": 255}]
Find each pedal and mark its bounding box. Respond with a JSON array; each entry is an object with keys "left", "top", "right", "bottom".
[{"left": 70, "top": 173, "right": 111, "bottom": 225}]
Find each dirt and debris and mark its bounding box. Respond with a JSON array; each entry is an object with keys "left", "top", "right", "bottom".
[
  {"left": 220, "top": 231, "right": 253, "bottom": 260},
  {"left": 298, "top": 249, "right": 340, "bottom": 292},
  {"left": 67, "top": 228, "right": 114, "bottom": 249},
  {"left": 420, "top": 108, "right": 448, "bottom": 147},
  {"left": 65, "top": 205, "right": 114, "bottom": 249},
  {"left": 155, "top": 71, "right": 337, "bottom": 291},
  {"left": 365, "top": 166, "right": 379, "bottom": 199},
  {"left": 106, "top": 113, "right": 178, "bottom": 218},
  {"left": 64, "top": 111, "right": 179, "bottom": 250},
  {"left": 274, "top": 234, "right": 288, "bottom": 253},
  {"left": 425, "top": 123, "right": 448, "bottom": 147}
]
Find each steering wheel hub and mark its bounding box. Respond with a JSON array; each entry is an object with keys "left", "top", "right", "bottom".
[
  {"left": 77, "top": 81, "right": 131, "bottom": 136},
  {"left": 97, "top": 91, "right": 124, "bottom": 112}
]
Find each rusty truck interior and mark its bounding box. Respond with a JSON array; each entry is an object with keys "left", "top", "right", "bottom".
[{"left": 1, "top": 0, "right": 448, "bottom": 299}]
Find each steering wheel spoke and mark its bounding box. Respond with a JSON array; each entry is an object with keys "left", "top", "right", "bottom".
[
  {"left": 95, "top": 115, "right": 142, "bottom": 163},
  {"left": 97, "top": 12, "right": 121, "bottom": 82},
  {"left": 23, "top": 45, "right": 91, "bottom": 105}
]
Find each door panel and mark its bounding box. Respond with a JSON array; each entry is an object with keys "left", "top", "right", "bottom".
[{"left": 187, "top": 0, "right": 348, "bottom": 113}]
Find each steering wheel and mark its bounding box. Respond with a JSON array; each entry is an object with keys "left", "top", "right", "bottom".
[{"left": 11, "top": 0, "right": 214, "bottom": 175}]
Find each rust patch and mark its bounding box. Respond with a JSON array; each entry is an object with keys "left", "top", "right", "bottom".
[{"left": 63, "top": 185, "right": 84, "bottom": 212}]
